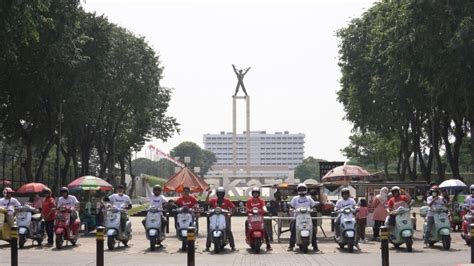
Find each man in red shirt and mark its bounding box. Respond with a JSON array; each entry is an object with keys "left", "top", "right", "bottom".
[
  {"left": 386, "top": 186, "right": 412, "bottom": 227},
  {"left": 245, "top": 187, "right": 272, "bottom": 250},
  {"left": 205, "top": 187, "right": 236, "bottom": 251},
  {"left": 41, "top": 189, "right": 56, "bottom": 245},
  {"left": 175, "top": 186, "right": 199, "bottom": 230}
]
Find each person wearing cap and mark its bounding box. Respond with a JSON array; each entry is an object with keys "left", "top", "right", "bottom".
[
  {"left": 245, "top": 186, "right": 272, "bottom": 250},
  {"left": 371, "top": 187, "right": 389, "bottom": 240},
  {"left": 109, "top": 184, "right": 132, "bottom": 231},
  {"left": 424, "top": 185, "right": 447, "bottom": 248},
  {"left": 142, "top": 184, "right": 168, "bottom": 233},
  {"left": 57, "top": 186, "right": 80, "bottom": 224},
  {"left": 205, "top": 186, "right": 236, "bottom": 251},
  {"left": 287, "top": 183, "right": 319, "bottom": 252},
  {"left": 0, "top": 187, "right": 21, "bottom": 226},
  {"left": 41, "top": 189, "right": 56, "bottom": 245}
]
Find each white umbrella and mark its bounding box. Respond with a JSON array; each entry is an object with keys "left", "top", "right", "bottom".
[{"left": 439, "top": 179, "right": 467, "bottom": 188}]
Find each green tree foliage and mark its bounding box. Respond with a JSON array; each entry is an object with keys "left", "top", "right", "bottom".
[
  {"left": 170, "top": 142, "right": 216, "bottom": 175},
  {"left": 294, "top": 157, "right": 326, "bottom": 182},
  {"left": 0, "top": 2, "right": 179, "bottom": 186},
  {"left": 131, "top": 158, "right": 175, "bottom": 179},
  {"left": 337, "top": 1, "right": 474, "bottom": 181}
]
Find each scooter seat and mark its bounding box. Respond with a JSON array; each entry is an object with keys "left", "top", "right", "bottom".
[{"left": 31, "top": 214, "right": 42, "bottom": 221}]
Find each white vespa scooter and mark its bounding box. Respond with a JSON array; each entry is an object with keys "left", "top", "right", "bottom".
[
  {"left": 334, "top": 207, "right": 357, "bottom": 253},
  {"left": 175, "top": 206, "right": 196, "bottom": 251},
  {"left": 294, "top": 207, "right": 314, "bottom": 253},
  {"left": 105, "top": 204, "right": 132, "bottom": 250},
  {"left": 420, "top": 206, "right": 451, "bottom": 250},
  {"left": 145, "top": 207, "right": 165, "bottom": 251},
  {"left": 208, "top": 207, "right": 229, "bottom": 253},
  {"left": 388, "top": 207, "right": 413, "bottom": 252},
  {"left": 16, "top": 205, "right": 45, "bottom": 248}
]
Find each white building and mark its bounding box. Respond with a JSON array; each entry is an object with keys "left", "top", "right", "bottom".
[{"left": 203, "top": 131, "right": 305, "bottom": 170}]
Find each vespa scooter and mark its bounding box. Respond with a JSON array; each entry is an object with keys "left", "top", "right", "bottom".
[
  {"left": 105, "top": 204, "right": 132, "bottom": 250},
  {"left": 334, "top": 207, "right": 357, "bottom": 252},
  {"left": 16, "top": 205, "right": 45, "bottom": 248},
  {"left": 145, "top": 207, "right": 165, "bottom": 251},
  {"left": 54, "top": 206, "right": 80, "bottom": 249},
  {"left": 420, "top": 206, "right": 451, "bottom": 250},
  {"left": 245, "top": 207, "right": 265, "bottom": 253}
]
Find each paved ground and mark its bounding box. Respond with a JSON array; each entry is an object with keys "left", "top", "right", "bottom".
[{"left": 0, "top": 214, "right": 472, "bottom": 266}]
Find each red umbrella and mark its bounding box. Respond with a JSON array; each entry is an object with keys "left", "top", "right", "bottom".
[{"left": 16, "top": 183, "right": 50, "bottom": 194}]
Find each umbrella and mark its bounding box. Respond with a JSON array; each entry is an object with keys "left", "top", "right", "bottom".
[
  {"left": 16, "top": 183, "right": 50, "bottom": 194},
  {"left": 321, "top": 165, "right": 370, "bottom": 183},
  {"left": 67, "top": 175, "right": 113, "bottom": 191},
  {"left": 439, "top": 179, "right": 467, "bottom": 188}
]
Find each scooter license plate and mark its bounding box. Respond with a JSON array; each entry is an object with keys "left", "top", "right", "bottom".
[{"left": 251, "top": 216, "right": 261, "bottom": 222}]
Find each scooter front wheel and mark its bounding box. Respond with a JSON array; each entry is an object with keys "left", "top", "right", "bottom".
[
  {"left": 347, "top": 238, "right": 354, "bottom": 253},
  {"left": 18, "top": 235, "right": 26, "bottom": 249},
  {"left": 405, "top": 237, "right": 413, "bottom": 252},
  {"left": 442, "top": 235, "right": 451, "bottom": 250},
  {"left": 150, "top": 236, "right": 157, "bottom": 251},
  {"left": 214, "top": 241, "right": 220, "bottom": 253},
  {"left": 56, "top": 234, "right": 64, "bottom": 249},
  {"left": 107, "top": 236, "right": 115, "bottom": 250},
  {"left": 302, "top": 238, "right": 309, "bottom": 254},
  {"left": 254, "top": 238, "right": 262, "bottom": 254}
]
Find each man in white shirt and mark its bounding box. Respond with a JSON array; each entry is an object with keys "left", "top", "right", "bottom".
[
  {"left": 334, "top": 187, "right": 356, "bottom": 238},
  {"left": 0, "top": 187, "right": 21, "bottom": 226},
  {"left": 109, "top": 185, "right": 132, "bottom": 231},
  {"left": 142, "top": 185, "right": 168, "bottom": 233},
  {"left": 464, "top": 185, "right": 474, "bottom": 211},
  {"left": 287, "top": 183, "right": 319, "bottom": 252},
  {"left": 57, "top": 187, "right": 80, "bottom": 224},
  {"left": 424, "top": 186, "right": 447, "bottom": 247}
]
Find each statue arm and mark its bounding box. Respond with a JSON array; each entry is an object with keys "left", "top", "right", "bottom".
[
  {"left": 243, "top": 67, "right": 251, "bottom": 75},
  {"left": 232, "top": 64, "right": 238, "bottom": 74}
]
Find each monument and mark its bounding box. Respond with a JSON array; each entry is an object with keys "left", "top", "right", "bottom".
[{"left": 232, "top": 64, "right": 251, "bottom": 175}]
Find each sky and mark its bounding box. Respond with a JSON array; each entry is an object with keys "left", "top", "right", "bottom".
[{"left": 83, "top": 0, "right": 376, "bottom": 161}]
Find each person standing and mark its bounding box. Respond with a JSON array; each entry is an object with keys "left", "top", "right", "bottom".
[
  {"left": 41, "top": 189, "right": 56, "bottom": 245},
  {"left": 356, "top": 198, "right": 369, "bottom": 243},
  {"left": 371, "top": 187, "right": 389, "bottom": 240}
]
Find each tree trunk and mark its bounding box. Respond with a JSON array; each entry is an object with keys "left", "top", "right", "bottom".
[
  {"left": 34, "top": 138, "right": 55, "bottom": 182},
  {"left": 119, "top": 156, "right": 126, "bottom": 186},
  {"left": 128, "top": 154, "right": 136, "bottom": 197},
  {"left": 442, "top": 116, "right": 463, "bottom": 179},
  {"left": 24, "top": 139, "right": 34, "bottom": 183}
]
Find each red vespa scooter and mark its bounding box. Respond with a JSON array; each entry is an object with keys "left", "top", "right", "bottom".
[
  {"left": 54, "top": 206, "right": 81, "bottom": 249},
  {"left": 246, "top": 207, "right": 265, "bottom": 253}
]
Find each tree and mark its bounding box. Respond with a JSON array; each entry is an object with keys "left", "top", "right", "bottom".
[
  {"left": 170, "top": 142, "right": 216, "bottom": 175},
  {"left": 131, "top": 158, "right": 175, "bottom": 178},
  {"left": 294, "top": 157, "right": 326, "bottom": 182}
]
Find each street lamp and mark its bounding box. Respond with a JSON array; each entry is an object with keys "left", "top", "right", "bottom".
[{"left": 57, "top": 101, "right": 64, "bottom": 192}]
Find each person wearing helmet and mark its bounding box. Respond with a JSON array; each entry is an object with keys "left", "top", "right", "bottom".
[
  {"left": 424, "top": 186, "right": 447, "bottom": 247},
  {"left": 386, "top": 186, "right": 412, "bottom": 227},
  {"left": 0, "top": 187, "right": 21, "bottom": 226},
  {"left": 205, "top": 186, "right": 236, "bottom": 251},
  {"left": 334, "top": 187, "right": 356, "bottom": 239},
  {"left": 287, "top": 183, "right": 319, "bottom": 252},
  {"left": 57, "top": 186, "right": 80, "bottom": 224},
  {"left": 142, "top": 184, "right": 168, "bottom": 233},
  {"left": 109, "top": 184, "right": 132, "bottom": 232},
  {"left": 464, "top": 185, "right": 474, "bottom": 211},
  {"left": 245, "top": 186, "right": 272, "bottom": 250}
]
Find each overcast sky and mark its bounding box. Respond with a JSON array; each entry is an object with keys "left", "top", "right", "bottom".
[{"left": 83, "top": 0, "right": 376, "bottom": 161}]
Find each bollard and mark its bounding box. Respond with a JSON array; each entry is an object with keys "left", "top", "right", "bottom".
[
  {"left": 10, "top": 225, "right": 18, "bottom": 266},
  {"left": 96, "top": 226, "right": 105, "bottom": 266},
  {"left": 471, "top": 224, "right": 474, "bottom": 263},
  {"left": 187, "top": 227, "right": 196, "bottom": 266},
  {"left": 380, "top": 226, "right": 389, "bottom": 266},
  {"left": 166, "top": 212, "right": 170, "bottom": 234}
]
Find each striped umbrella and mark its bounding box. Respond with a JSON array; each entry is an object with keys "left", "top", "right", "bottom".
[{"left": 67, "top": 176, "right": 113, "bottom": 191}]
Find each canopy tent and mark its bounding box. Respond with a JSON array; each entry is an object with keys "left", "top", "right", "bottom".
[
  {"left": 321, "top": 165, "right": 370, "bottom": 184},
  {"left": 163, "top": 167, "right": 209, "bottom": 193}
]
